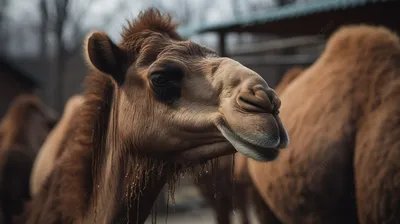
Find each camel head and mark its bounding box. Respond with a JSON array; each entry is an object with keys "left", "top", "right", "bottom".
[
  {"left": 0, "top": 94, "right": 59, "bottom": 150},
  {"left": 84, "top": 8, "right": 289, "bottom": 163}
]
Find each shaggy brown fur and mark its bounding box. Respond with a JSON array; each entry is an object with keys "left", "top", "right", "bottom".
[
  {"left": 22, "top": 8, "right": 287, "bottom": 224},
  {"left": 353, "top": 44, "right": 400, "bottom": 222},
  {"left": 0, "top": 94, "right": 58, "bottom": 224},
  {"left": 247, "top": 25, "right": 400, "bottom": 223}
]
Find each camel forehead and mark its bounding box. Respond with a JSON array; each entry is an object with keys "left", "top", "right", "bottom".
[
  {"left": 128, "top": 36, "right": 219, "bottom": 78},
  {"left": 147, "top": 39, "right": 218, "bottom": 67}
]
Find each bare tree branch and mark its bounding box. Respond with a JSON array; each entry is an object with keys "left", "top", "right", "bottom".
[
  {"left": 48, "top": 0, "right": 129, "bottom": 110},
  {"left": 64, "top": 0, "right": 95, "bottom": 46},
  {"left": 39, "top": 0, "right": 49, "bottom": 58},
  {"left": 0, "top": 0, "right": 10, "bottom": 45},
  {"left": 65, "top": 0, "right": 130, "bottom": 59}
]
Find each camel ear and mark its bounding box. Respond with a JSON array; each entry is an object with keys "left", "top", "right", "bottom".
[{"left": 85, "top": 31, "right": 127, "bottom": 85}]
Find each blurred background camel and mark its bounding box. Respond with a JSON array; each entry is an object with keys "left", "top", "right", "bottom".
[
  {"left": 29, "top": 94, "right": 84, "bottom": 197},
  {"left": 247, "top": 25, "right": 400, "bottom": 223},
  {"left": 0, "top": 94, "right": 58, "bottom": 223}
]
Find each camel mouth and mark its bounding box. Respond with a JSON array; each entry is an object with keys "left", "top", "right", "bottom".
[{"left": 216, "top": 120, "right": 283, "bottom": 162}]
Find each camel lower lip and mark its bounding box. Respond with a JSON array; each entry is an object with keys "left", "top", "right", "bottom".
[{"left": 216, "top": 123, "right": 281, "bottom": 161}]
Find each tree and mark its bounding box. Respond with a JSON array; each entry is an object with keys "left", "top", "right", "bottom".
[
  {"left": 38, "top": 0, "right": 129, "bottom": 110},
  {"left": 0, "top": 0, "right": 10, "bottom": 50}
]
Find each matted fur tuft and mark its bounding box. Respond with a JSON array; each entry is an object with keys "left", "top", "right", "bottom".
[{"left": 121, "top": 8, "right": 182, "bottom": 44}]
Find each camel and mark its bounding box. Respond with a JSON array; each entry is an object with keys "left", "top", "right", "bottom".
[
  {"left": 0, "top": 94, "right": 58, "bottom": 224},
  {"left": 22, "top": 8, "right": 289, "bottom": 224},
  {"left": 245, "top": 24, "right": 400, "bottom": 223},
  {"left": 194, "top": 66, "right": 305, "bottom": 224},
  {"left": 29, "top": 94, "right": 85, "bottom": 197},
  {"left": 0, "top": 94, "right": 58, "bottom": 151},
  {"left": 274, "top": 67, "right": 305, "bottom": 94}
]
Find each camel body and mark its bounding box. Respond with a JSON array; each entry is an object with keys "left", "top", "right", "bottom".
[
  {"left": 0, "top": 94, "right": 58, "bottom": 223},
  {"left": 247, "top": 25, "right": 400, "bottom": 223}
]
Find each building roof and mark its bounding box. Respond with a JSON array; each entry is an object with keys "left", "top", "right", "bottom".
[
  {"left": 0, "top": 55, "right": 41, "bottom": 87},
  {"left": 178, "top": 0, "right": 398, "bottom": 38}
]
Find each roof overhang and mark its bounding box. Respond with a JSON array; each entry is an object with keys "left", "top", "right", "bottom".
[
  {"left": 0, "top": 56, "right": 41, "bottom": 87},
  {"left": 178, "top": 0, "right": 399, "bottom": 38}
]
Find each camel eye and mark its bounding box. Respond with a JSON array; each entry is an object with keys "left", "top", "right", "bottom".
[
  {"left": 150, "top": 72, "right": 170, "bottom": 86},
  {"left": 149, "top": 71, "right": 181, "bottom": 104}
]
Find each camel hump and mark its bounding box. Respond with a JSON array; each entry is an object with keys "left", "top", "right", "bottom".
[
  {"left": 323, "top": 24, "right": 400, "bottom": 61},
  {"left": 29, "top": 94, "right": 84, "bottom": 197},
  {"left": 63, "top": 95, "right": 85, "bottom": 115}
]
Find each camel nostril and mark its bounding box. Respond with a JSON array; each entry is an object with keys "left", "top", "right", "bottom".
[
  {"left": 237, "top": 90, "right": 273, "bottom": 113},
  {"left": 265, "top": 88, "right": 281, "bottom": 113}
]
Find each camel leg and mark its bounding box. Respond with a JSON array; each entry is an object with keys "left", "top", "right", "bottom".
[
  {"left": 354, "top": 103, "right": 400, "bottom": 224},
  {"left": 231, "top": 184, "right": 250, "bottom": 224},
  {"left": 209, "top": 194, "right": 232, "bottom": 224},
  {"left": 214, "top": 205, "right": 231, "bottom": 224},
  {"left": 0, "top": 149, "right": 33, "bottom": 224},
  {"left": 196, "top": 179, "right": 231, "bottom": 224}
]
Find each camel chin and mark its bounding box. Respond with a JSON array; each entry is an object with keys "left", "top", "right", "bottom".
[
  {"left": 217, "top": 122, "right": 284, "bottom": 162},
  {"left": 172, "top": 142, "right": 236, "bottom": 163}
]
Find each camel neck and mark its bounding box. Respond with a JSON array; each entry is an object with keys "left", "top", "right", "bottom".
[
  {"left": 115, "top": 167, "right": 168, "bottom": 224},
  {"left": 86, "top": 149, "right": 174, "bottom": 224},
  {"left": 82, "top": 83, "right": 177, "bottom": 224}
]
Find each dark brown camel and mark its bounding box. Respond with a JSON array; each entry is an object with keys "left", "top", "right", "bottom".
[
  {"left": 194, "top": 67, "right": 305, "bottom": 224},
  {"left": 0, "top": 94, "right": 58, "bottom": 224},
  {"left": 21, "top": 8, "right": 289, "bottom": 224},
  {"left": 247, "top": 25, "right": 400, "bottom": 223}
]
